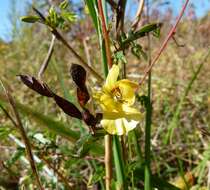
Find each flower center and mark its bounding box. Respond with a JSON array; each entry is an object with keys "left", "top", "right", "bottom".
[{"left": 111, "top": 87, "right": 123, "bottom": 102}]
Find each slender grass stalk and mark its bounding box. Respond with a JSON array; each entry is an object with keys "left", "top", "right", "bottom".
[{"left": 144, "top": 0, "right": 152, "bottom": 189}]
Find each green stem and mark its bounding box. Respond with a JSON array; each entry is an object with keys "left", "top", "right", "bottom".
[
  {"left": 144, "top": 0, "right": 152, "bottom": 189},
  {"left": 131, "top": 130, "right": 143, "bottom": 164},
  {"left": 113, "top": 135, "right": 126, "bottom": 189}
]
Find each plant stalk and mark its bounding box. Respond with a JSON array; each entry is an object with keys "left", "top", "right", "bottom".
[{"left": 144, "top": 0, "right": 152, "bottom": 189}]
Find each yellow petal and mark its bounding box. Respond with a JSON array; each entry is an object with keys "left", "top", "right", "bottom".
[
  {"left": 105, "top": 64, "right": 119, "bottom": 91},
  {"left": 103, "top": 109, "right": 142, "bottom": 121},
  {"left": 99, "top": 93, "right": 118, "bottom": 111},
  {"left": 101, "top": 119, "right": 118, "bottom": 135},
  {"left": 101, "top": 118, "right": 139, "bottom": 135},
  {"left": 116, "top": 79, "right": 138, "bottom": 105},
  {"left": 122, "top": 118, "right": 139, "bottom": 133}
]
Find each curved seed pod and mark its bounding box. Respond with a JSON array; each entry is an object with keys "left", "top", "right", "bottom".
[
  {"left": 70, "top": 64, "right": 86, "bottom": 87},
  {"left": 77, "top": 87, "right": 90, "bottom": 107},
  {"left": 18, "top": 75, "right": 53, "bottom": 97},
  {"left": 70, "top": 64, "right": 90, "bottom": 107},
  {"left": 82, "top": 109, "right": 97, "bottom": 127},
  {"left": 53, "top": 94, "right": 82, "bottom": 119}
]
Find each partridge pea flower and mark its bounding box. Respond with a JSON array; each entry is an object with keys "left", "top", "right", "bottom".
[{"left": 94, "top": 64, "right": 142, "bottom": 135}]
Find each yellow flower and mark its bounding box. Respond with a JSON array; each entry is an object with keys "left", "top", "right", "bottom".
[{"left": 94, "top": 64, "right": 142, "bottom": 135}]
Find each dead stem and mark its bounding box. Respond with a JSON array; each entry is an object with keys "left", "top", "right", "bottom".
[
  {"left": 0, "top": 82, "right": 44, "bottom": 190},
  {"left": 38, "top": 34, "right": 55, "bottom": 80},
  {"left": 131, "top": 0, "right": 145, "bottom": 30}
]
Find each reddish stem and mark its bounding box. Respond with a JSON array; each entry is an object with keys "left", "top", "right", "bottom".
[
  {"left": 98, "top": 0, "right": 113, "bottom": 68},
  {"left": 137, "top": 0, "right": 190, "bottom": 89}
]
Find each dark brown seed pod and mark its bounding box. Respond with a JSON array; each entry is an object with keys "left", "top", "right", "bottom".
[
  {"left": 53, "top": 94, "right": 82, "bottom": 119},
  {"left": 70, "top": 64, "right": 86, "bottom": 88},
  {"left": 77, "top": 87, "right": 90, "bottom": 107},
  {"left": 82, "top": 109, "right": 97, "bottom": 127},
  {"left": 18, "top": 75, "right": 53, "bottom": 97}
]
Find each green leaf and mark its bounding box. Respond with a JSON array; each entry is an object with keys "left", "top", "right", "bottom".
[
  {"left": 131, "top": 162, "right": 180, "bottom": 189},
  {"left": 6, "top": 147, "right": 25, "bottom": 167},
  {"left": 152, "top": 175, "right": 181, "bottom": 190},
  {"left": 61, "top": 11, "right": 77, "bottom": 23},
  {"left": 131, "top": 43, "right": 148, "bottom": 60},
  {"left": 72, "top": 134, "right": 102, "bottom": 157},
  {"left": 89, "top": 166, "right": 105, "bottom": 184},
  {"left": 47, "top": 6, "right": 58, "bottom": 27},
  {"left": 0, "top": 125, "right": 13, "bottom": 138},
  {"left": 113, "top": 51, "right": 127, "bottom": 64},
  {"left": 59, "top": 0, "right": 69, "bottom": 10},
  {"left": 152, "top": 26, "right": 161, "bottom": 38},
  {"left": 123, "top": 23, "right": 162, "bottom": 45},
  {"left": 84, "top": 0, "right": 98, "bottom": 31},
  {"left": 20, "top": 15, "right": 40, "bottom": 23}
]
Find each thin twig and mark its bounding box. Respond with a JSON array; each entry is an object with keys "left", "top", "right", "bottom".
[
  {"left": 0, "top": 104, "right": 17, "bottom": 128},
  {"left": 38, "top": 35, "right": 55, "bottom": 80},
  {"left": 33, "top": 7, "right": 104, "bottom": 83},
  {"left": 98, "top": 0, "right": 113, "bottom": 68},
  {"left": 131, "top": 0, "right": 145, "bottom": 30},
  {"left": 0, "top": 82, "right": 44, "bottom": 190},
  {"left": 137, "top": 0, "right": 190, "bottom": 89}
]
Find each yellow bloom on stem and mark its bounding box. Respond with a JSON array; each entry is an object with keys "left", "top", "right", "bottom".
[{"left": 94, "top": 64, "right": 142, "bottom": 135}]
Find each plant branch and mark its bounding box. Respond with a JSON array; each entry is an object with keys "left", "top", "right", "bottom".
[
  {"left": 137, "top": 0, "right": 190, "bottom": 88},
  {"left": 38, "top": 35, "right": 55, "bottom": 80},
  {"left": 0, "top": 82, "right": 44, "bottom": 190},
  {"left": 32, "top": 7, "right": 104, "bottom": 83},
  {"left": 98, "top": 0, "right": 113, "bottom": 68}
]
